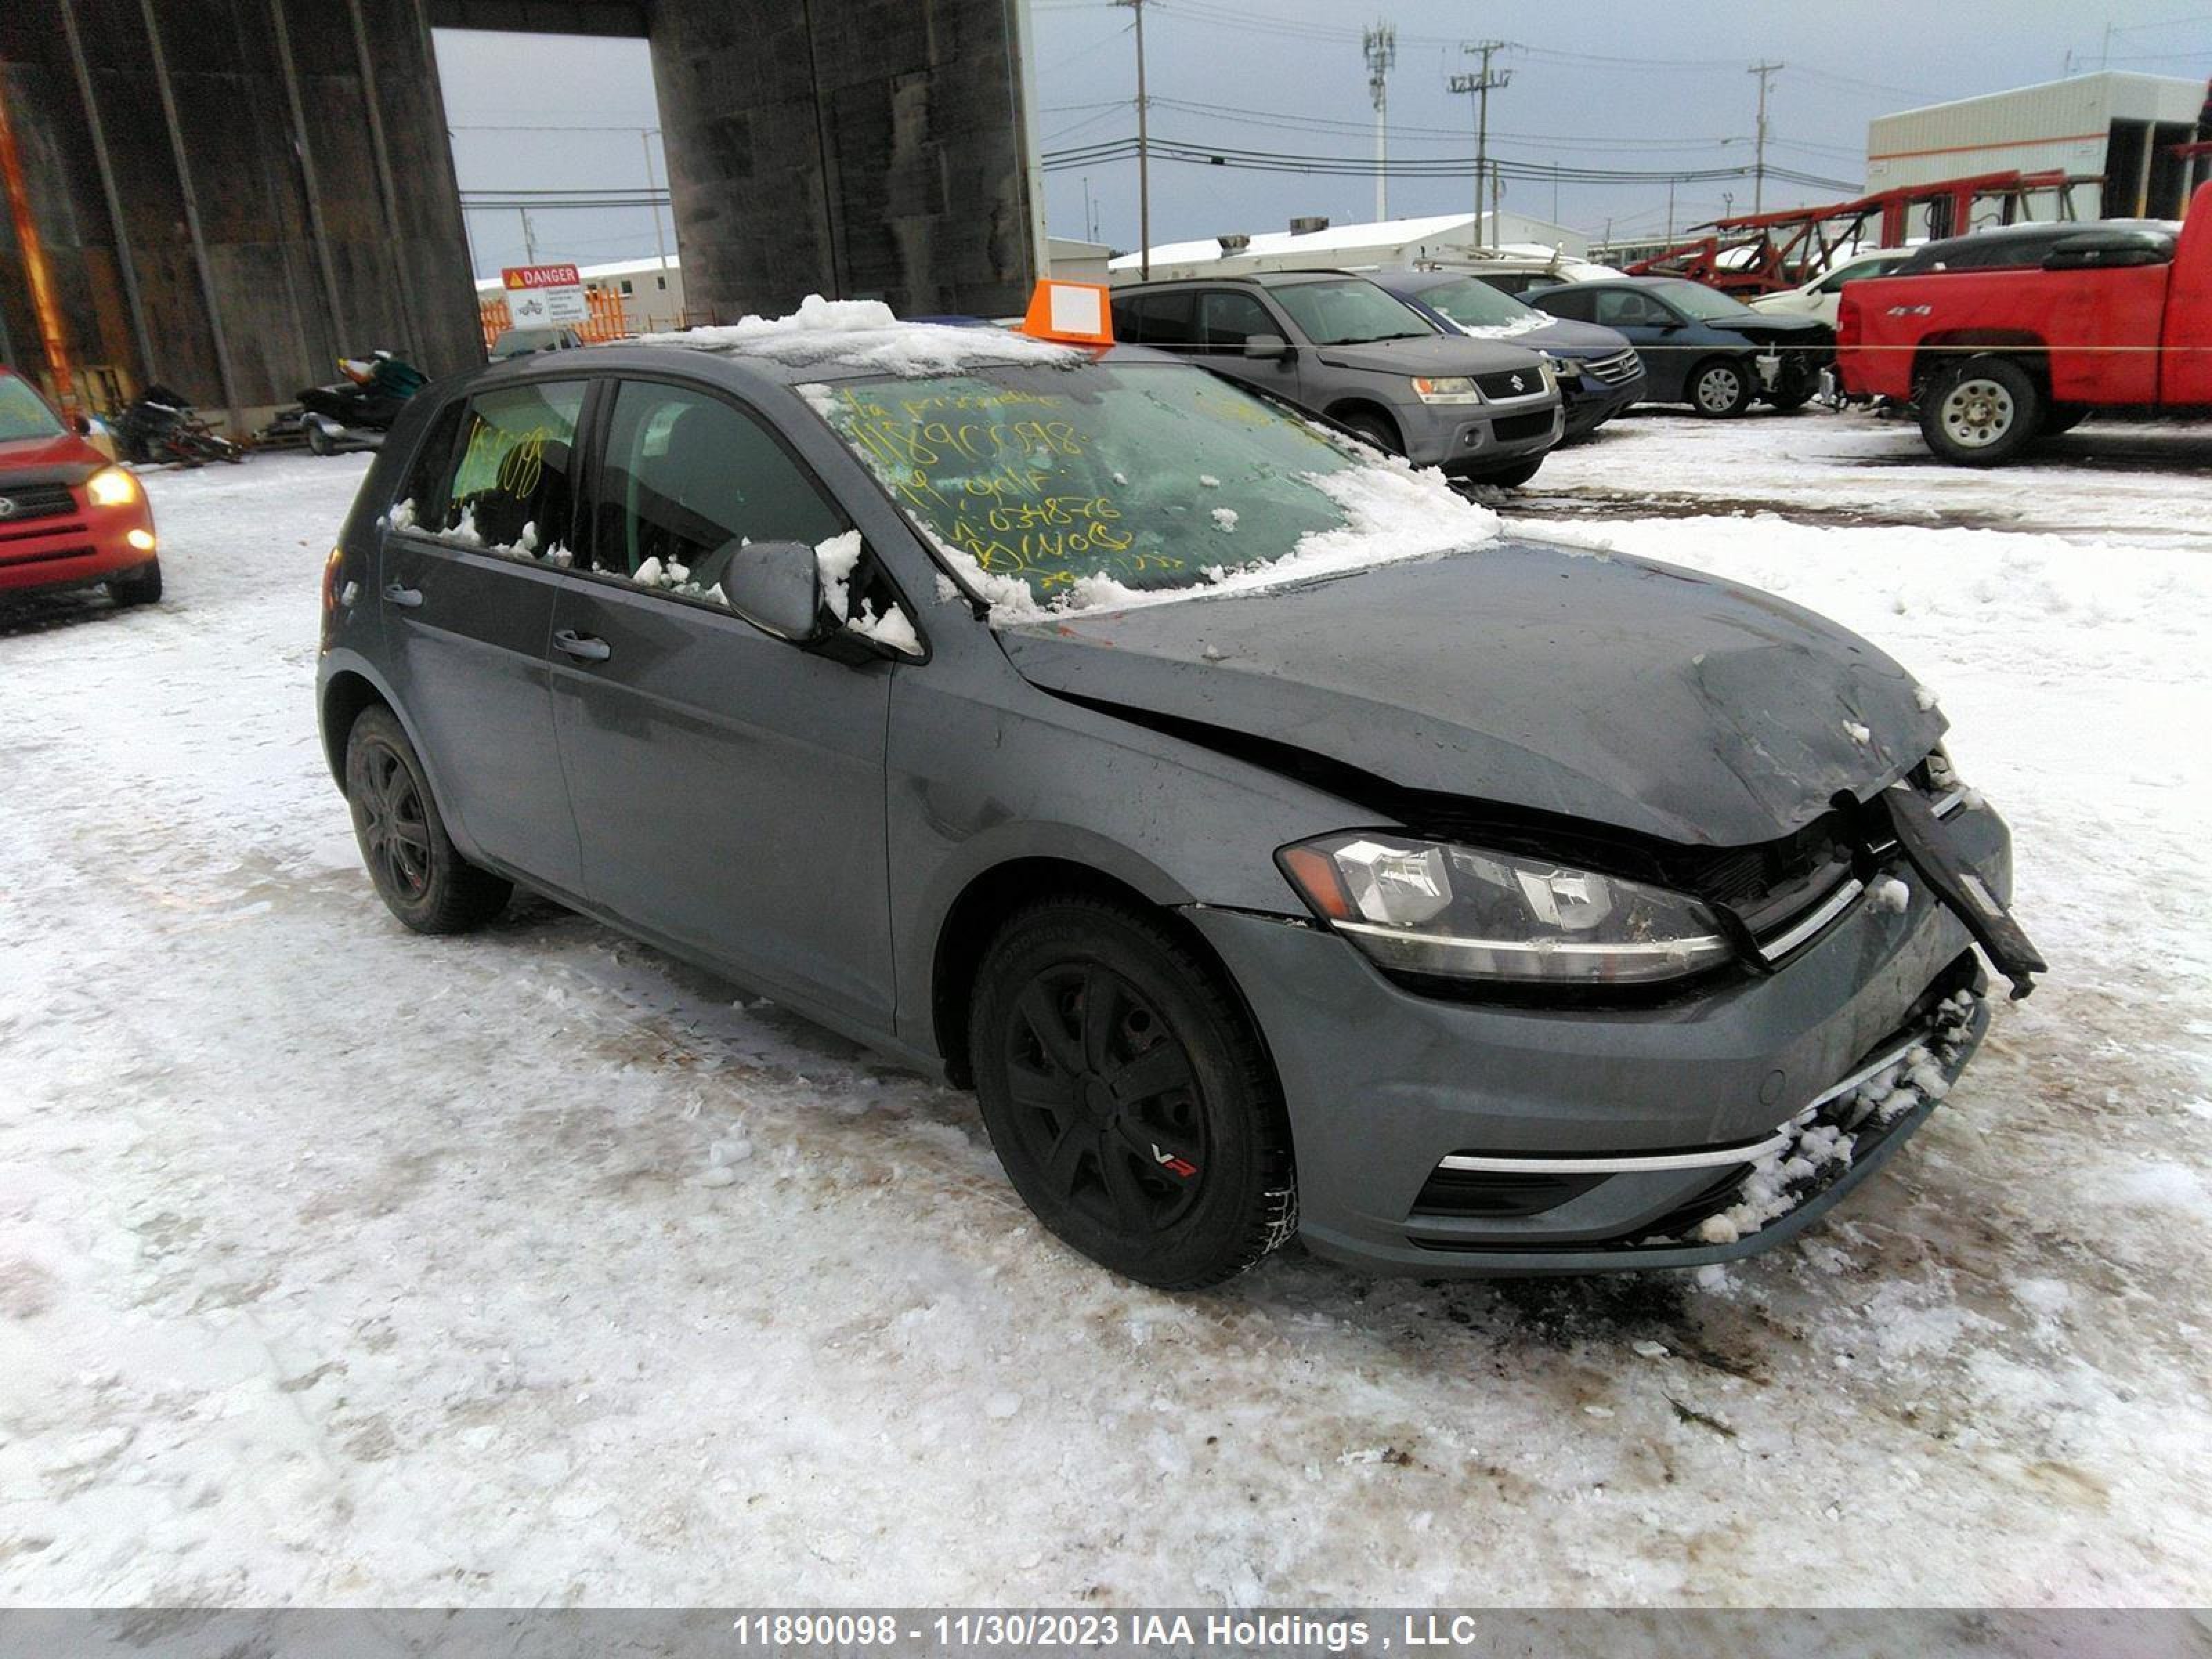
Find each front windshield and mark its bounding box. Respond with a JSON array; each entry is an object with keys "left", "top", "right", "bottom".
[
  {"left": 0, "top": 375, "right": 66, "bottom": 442},
  {"left": 1411, "top": 276, "right": 1537, "bottom": 330},
  {"left": 1270, "top": 279, "right": 1434, "bottom": 346},
  {"left": 807, "top": 359, "right": 1397, "bottom": 606},
  {"left": 1653, "top": 279, "right": 1756, "bottom": 321}
]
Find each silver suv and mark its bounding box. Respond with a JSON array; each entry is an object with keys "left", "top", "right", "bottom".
[{"left": 1109, "top": 272, "right": 1564, "bottom": 487}]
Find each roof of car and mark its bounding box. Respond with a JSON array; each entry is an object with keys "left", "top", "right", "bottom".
[
  {"left": 1112, "top": 269, "right": 1385, "bottom": 292},
  {"left": 458, "top": 329, "right": 1182, "bottom": 394}
]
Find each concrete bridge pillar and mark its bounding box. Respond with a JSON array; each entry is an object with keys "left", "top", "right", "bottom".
[{"left": 649, "top": 0, "right": 1042, "bottom": 323}]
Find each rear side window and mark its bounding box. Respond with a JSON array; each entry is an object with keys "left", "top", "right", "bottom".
[
  {"left": 1116, "top": 291, "right": 1197, "bottom": 347},
  {"left": 1530, "top": 287, "right": 1594, "bottom": 321},
  {"left": 590, "top": 380, "right": 859, "bottom": 612},
  {"left": 398, "top": 379, "right": 587, "bottom": 563}
]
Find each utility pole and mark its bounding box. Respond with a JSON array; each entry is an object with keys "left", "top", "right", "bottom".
[
  {"left": 1363, "top": 21, "right": 1396, "bottom": 223},
  {"left": 1116, "top": 0, "right": 1152, "bottom": 277},
  {"left": 642, "top": 129, "right": 668, "bottom": 271},
  {"left": 1749, "top": 60, "right": 1783, "bottom": 216},
  {"left": 1449, "top": 41, "right": 1510, "bottom": 250},
  {"left": 520, "top": 207, "right": 538, "bottom": 264},
  {"left": 1666, "top": 177, "right": 1676, "bottom": 243}
]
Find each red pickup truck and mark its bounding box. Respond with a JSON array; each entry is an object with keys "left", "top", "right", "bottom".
[{"left": 1837, "top": 178, "right": 2212, "bottom": 465}]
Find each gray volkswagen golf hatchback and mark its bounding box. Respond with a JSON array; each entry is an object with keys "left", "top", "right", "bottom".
[{"left": 317, "top": 299, "right": 2038, "bottom": 1289}]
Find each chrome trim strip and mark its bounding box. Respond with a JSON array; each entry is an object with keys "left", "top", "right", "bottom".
[
  {"left": 1929, "top": 787, "right": 1965, "bottom": 818},
  {"left": 1754, "top": 876, "right": 1864, "bottom": 963},
  {"left": 1801, "top": 1035, "right": 1923, "bottom": 1113},
  {"left": 1438, "top": 1130, "right": 1794, "bottom": 1177},
  {"left": 1333, "top": 921, "right": 1731, "bottom": 960},
  {"left": 1434, "top": 1031, "right": 1936, "bottom": 1182}
]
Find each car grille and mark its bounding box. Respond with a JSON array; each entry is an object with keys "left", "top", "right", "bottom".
[
  {"left": 1585, "top": 348, "right": 1641, "bottom": 385},
  {"left": 0, "top": 482, "right": 77, "bottom": 524},
  {"left": 1489, "top": 411, "right": 1554, "bottom": 442},
  {"left": 1474, "top": 367, "right": 1546, "bottom": 401}
]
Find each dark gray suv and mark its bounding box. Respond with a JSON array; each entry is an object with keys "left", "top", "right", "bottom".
[
  {"left": 1109, "top": 272, "right": 1563, "bottom": 485},
  {"left": 317, "top": 308, "right": 2036, "bottom": 1290}
]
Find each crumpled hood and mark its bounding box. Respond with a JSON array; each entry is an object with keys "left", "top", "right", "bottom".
[
  {"left": 1706, "top": 313, "right": 1832, "bottom": 345},
  {"left": 1315, "top": 332, "right": 1547, "bottom": 377},
  {"left": 1000, "top": 540, "right": 1943, "bottom": 848}
]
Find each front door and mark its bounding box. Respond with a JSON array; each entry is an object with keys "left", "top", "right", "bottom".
[
  {"left": 379, "top": 377, "right": 588, "bottom": 893},
  {"left": 1591, "top": 288, "right": 1695, "bottom": 400},
  {"left": 548, "top": 377, "right": 897, "bottom": 1029}
]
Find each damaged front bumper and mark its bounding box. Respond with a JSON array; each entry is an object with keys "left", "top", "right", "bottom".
[{"left": 1183, "top": 799, "right": 2014, "bottom": 1277}]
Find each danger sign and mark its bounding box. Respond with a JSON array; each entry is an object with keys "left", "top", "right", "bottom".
[{"left": 500, "top": 263, "right": 588, "bottom": 326}]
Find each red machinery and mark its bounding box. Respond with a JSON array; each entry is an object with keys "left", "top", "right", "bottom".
[{"left": 1624, "top": 170, "right": 2092, "bottom": 297}]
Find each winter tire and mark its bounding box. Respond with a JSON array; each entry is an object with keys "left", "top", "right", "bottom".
[
  {"left": 1921, "top": 357, "right": 2041, "bottom": 467},
  {"left": 107, "top": 559, "right": 162, "bottom": 606},
  {"left": 344, "top": 705, "right": 512, "bottom": 934},
  {"left": 1689, "top": 358, "right": 1754, "bottom": 418},
  {"left": 1339, "top": 409, "right": 1403, "bottom": 456},
  {"left": 1467, "top": 456, "right": 1545, "bottom": 488},
  {"left": 2040, "top": 404, "right": 2088, "bottom": 437},
  {"left": 970, "top": 898, "right": 1295, "bottom": 1289}
]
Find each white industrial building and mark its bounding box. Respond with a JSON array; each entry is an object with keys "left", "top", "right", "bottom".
[
  {"left": 1867, "top": 73, "right": 2211, "bottom": 234},
  {"left": 473, "top": 255, "right": 687, "bottom": 335},
  {"left": 1106, "top": 210, "right": 1591, "bottom": 284}
]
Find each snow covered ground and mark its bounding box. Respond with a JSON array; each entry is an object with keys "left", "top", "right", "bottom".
[{"left": 3, "top": 413, "right": 2210, "bottom": 1609}]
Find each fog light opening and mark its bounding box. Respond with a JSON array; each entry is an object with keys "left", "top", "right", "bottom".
[{"left": 126, "top": 528, "right": 156, "bottom": 552}]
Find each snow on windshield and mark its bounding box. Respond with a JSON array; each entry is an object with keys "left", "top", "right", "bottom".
[
  {"left": 802, "top": 362, "right": 1501, "bottom": 624},
  {"left": 639, "top": 294, "right": 1082, "bottom": 377}
]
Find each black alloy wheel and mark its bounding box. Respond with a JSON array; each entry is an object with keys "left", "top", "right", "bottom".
[
  {"left": 971, "top": 899, "right": 1295, "bottom": 1288},
  {"left": 344, "top": 705, "right": 511, "bottom": 933},
  {"left": 1003, "top": 960, "right": 1210, "bottom": 1236},
  {"left": 355, "top": 737, "right": 433, "bottom": 906}
]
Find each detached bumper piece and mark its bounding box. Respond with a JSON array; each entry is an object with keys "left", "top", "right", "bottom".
[{"left": 1405, "top": 959, "right": 1989, "bottom": 1265}]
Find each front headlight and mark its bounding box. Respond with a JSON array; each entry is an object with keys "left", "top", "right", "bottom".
[
  {"left": 1409, "top": 375, "right": 1482, "bottom": 404},
  {"left": 1277, "top": 832, "right": 1736, "bottom": 984},
  {"left": 86, "top": 466, "right": 140, "bottom": 508}
]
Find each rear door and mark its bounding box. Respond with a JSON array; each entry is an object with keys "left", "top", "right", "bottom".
[
  {"left": 378, "top": 377, "right": 588, "bottom": 893},
  {"left": 547, "top": 375, "right": 897, "bottom": 1029}
]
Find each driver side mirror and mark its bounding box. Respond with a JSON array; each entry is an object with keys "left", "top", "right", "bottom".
[
  {"left": 1244, "top": 332, "right": 1293, "bottom": 362},
  {"left": 71, "top": 412, "right": 93, "bottom": 436},
  {"left": 720, "top": 538, "right": 835, "bottom": 646}
]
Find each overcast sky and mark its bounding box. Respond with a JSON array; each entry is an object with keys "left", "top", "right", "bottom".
[{"left": 435, "top": 1, "right": 2212, "bottom": 279}]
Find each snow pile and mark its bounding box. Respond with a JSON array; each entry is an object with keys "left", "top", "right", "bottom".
[
  {"left": 937, "top": 454, "right": 1501, "bottom": 625},
  {"left": 630, "top": 554, "right": 726, "bottom": 606},
  {"left": 387, "top": 499, "right": 573, "bottom": 570},
  {"left": 813, "top": 529, "right": 863, "bottom": 617},
  {"left": 847, "top": 598, "right": 921, "bottom": 657},
  {"left": 1687, "top": 988, "right": 1982, "bottom": 1248},
  {"left": 640, "top": 294, "right": 1081, "bottom": 377},
  {"left": 1450, "top": 314, "right": 1548, "bottom": 342},
  {"left": 1211, "top": 507, "right": 1239, "bottom": 534}
]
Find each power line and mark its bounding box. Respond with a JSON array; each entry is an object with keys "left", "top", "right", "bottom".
[{"left": 1040, "top": 134, "right": 1857, "bottom": 191}]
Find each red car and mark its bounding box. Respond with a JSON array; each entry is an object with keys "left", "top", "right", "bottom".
[{"left": 0, "top": 365, "right": 161, "bottom": 604}]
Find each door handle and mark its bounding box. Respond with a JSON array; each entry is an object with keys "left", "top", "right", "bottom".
[
  {"left": 382, "top": 582, "right": 422, "bottom": 608},
  {"left": 553, "top": 628, "right": 612, "bottom": 663}
]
